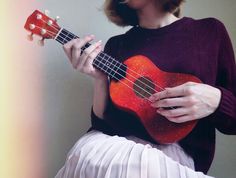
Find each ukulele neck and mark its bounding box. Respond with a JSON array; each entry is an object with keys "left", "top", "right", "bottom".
[{"left": 55, "top": 28, "right": 126, "bottom": 80}]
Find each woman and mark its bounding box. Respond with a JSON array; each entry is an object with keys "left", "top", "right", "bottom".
[{"left": 56, "top": 0, "right": 236, "bottom": 177}]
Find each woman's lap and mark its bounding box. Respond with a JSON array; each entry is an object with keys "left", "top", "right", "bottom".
[{"left": 55, "top": 130, "right": 213, "bottom": 178}]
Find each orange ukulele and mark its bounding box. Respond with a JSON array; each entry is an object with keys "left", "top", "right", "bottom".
[{"left": 24, "top": 10, "right": 202, "bottom": 144}]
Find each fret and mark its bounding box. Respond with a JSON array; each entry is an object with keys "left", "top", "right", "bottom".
[
  {"left": 66, "top": 31, "right": 76, "bottom": 40},
  {"left": 97, "top": 53, "right": 107, "bottom": 71},
  {"left": 60, "top": 32, "right": 70, "bottom": 44},
  {"left": 110, "top": 59, "right": 119, "bottom": 79},
  {"left": 92, "top": 52, "right": 126, "bottom": 80},
  {"left": 93, "top": 53, "right": 102, "bottom": 69},
  {"left": 106, "top": 56, "right": 117, "bottom": 78},
  {"left": 93, "top": 52, "right": 103, "bottom": 66},
  {"left": 55, "top": 28, "right": 91, "bottom": 54},
  {"left": 56, "top": 35, "right": 65, "bottom": 44},
  {"left": 98, "top": 53, "right": 113, "bottom": 76},
  {"left": 93, "top": 55, "right": 101, "bottom": 67},
  {"left": 95, "top": 56, "right": 109, "bottom": 76},
  {"left": 111, "top": 61, "right": 122, "bottom": 80},
  {"left": 106, "top": 56, "right": 115, "bottom": 76},
  {"left": 100, "top": 53, "right": 110, "bottom": 73},
  {"left": 118, "top": 62, "right": 127, "bottom": 80},
  {"left": 63, "top": 29, "right": 77, "bottom": 39},
  {"left": 62, "top": 29, "right": 75, "bottom": 44},
  {"left": 60, "top": 29, "right": 68, "bottom": 44},
  {"left": 55, "top": 28, "right": 77, "bottom": 45}
]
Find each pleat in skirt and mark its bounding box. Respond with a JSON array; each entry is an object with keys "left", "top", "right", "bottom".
[{"left": 55, "top": 130, "right": 214, "bottom": 178}]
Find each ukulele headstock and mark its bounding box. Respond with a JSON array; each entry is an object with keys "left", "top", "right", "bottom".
[{"left": 24, "top": 10, "right": 61, "bottom": 46}]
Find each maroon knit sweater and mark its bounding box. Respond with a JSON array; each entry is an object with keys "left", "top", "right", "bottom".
[{"left": 88, "top": 17, "right": 236, "bottom": 174}]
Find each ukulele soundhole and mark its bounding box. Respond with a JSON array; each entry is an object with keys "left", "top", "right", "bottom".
[{"left": 133, "top": 76, "right": 155, "bottom": 98}]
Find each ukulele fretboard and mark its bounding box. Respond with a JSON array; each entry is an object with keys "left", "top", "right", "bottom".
[{"left": 55, "top": 28, "right": 126, "bottom": 80}]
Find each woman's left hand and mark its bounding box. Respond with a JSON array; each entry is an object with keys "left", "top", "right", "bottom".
[{"left": 149, "top": 82, "right": 222, "bottom": 123}]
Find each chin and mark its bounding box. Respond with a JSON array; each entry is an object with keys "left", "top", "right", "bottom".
[{"left": 125, "top": 0, "right": 153, "bottom": 10}]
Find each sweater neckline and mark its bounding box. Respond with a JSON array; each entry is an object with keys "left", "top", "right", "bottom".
[{"left": 132, "top": 17, "right": 190, "bottom": 35}]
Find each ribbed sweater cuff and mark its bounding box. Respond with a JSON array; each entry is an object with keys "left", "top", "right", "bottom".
[{"left": 215, "top": 87, "right": 236, "bottom": 118}]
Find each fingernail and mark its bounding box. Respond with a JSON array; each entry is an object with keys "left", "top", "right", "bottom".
[
  {"left": 97, "top": 40, "right": 102, "bottom": 43},
  {"left": 96, "top": 46, "right": 102, "bottom": 51},
  {"left": 87, "top": 35, "right": 94, "bottom": 40}
]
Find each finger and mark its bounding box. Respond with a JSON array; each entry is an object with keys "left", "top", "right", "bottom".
[
  {"left": 83, "top": 45, "right": 103, "bottom": 69},
  {"left": 151, "top": 97, "right": 188, "bottom": 108},
  {"left": 150, "top": 82, "right": 196, "bottom": 101},
  {"left": 80, "top": 40, "right": 102, "bottom": 60},
  {"left": 167, "top": 115, "right": 194, "bottom": 123},
  {"left": 71, "top": 41, "right": 82, "bottom": 68},
  {"left": 77, "top": 45, "right": 102, "bottom": 71},
  {"left": 151, "top": 86, "right": 185, "bottom": 101},
  {"left": 63, "top": 39, "right": 77, "bottom": 60},
  {"left": 76, "top": 40, "right": 102, "bottom": 69},
  {"left": 63, "top": 35, "right": 95, "bottom": 59},
  {"left": 156, "top": 107, "right": 189, "bottom": 119}
]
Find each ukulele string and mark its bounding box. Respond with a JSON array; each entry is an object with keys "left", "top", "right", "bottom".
[
  {"left": 35, "top": 26, "right": 173, "bottom": 104},
  {"left": 59, "top": 34, "right": 165, "bottom": 93},
  {"left": 39, "top": 18, "right": 167, "bottom": 93},
  {"left": 40, "top": 21, "right": 167, "bottom": 93},
  {"left": 93, "top": 61, "right": 154, "bottom": 102},
  {"left": 33, "top": 26, "right": 156, "bottom": 101},
  {"left": 48, "top": 24, "right": 167, "bottom": 92},
  {"left": 36, "top": 26, "right": 162, "bottom": 95},
  {"left": 56, "top": 28, "right": 166, "bottom": 91},
  {"left": 99, "top": 52, "right": 165, "bottom": 92},
  {"left": 93, "top": 54, "right": 174, "bottom": 112},
  {"left": 45, "top": 28, "right": 171, "bottom": 100}
]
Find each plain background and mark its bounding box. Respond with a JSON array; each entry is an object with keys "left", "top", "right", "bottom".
[{"left": 36, "top": 0, "right": 236, "bottom": 177}]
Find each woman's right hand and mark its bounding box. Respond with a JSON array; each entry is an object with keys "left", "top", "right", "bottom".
[{"left": 63, "top": 35, "right": 107, "bottom": 80}]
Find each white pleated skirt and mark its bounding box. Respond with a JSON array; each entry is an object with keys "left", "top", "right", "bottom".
[{"left": 55, "top": 130, "right": 214, "bottom": 178}]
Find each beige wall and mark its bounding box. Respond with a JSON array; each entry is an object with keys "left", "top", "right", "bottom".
[{"left": 39, "top": 0, "right": 236, "bottom": 177}]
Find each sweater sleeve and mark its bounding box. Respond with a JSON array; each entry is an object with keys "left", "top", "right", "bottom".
[
  {"left": 90, "top": 36, "right": 123, "bottom": 131},
  {"left": 211, "top": 20, "right": 236, "bottom": 134}
]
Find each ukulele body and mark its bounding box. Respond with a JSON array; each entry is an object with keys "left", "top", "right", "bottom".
[{"left": 110, "top": 55, "right": 202, "bottom": 144}]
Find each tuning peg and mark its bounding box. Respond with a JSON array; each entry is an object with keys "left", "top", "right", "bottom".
[
  {"left": 44, "top": 10, "right": 50, "bottom": 16},
  {"left": 47, "top": 20, "right": 53, "bottom": 26},
  {"left": 41, "top": 28, "right": 47, "bottom": 35},
  {"left": 38, "top": 37, "right": 45, "bottom": 46},
  {"left": 55, "top": 16, "right": 60, "bottom": 22},
  {"left": 27, "top": 33, "right": 34, "bottom": 41},
  {"left": 36, "top": 13, "right": 42, "bottom": 20},
  {"left": 29, "top": 24, "right": 35, "bottom": 30}
]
